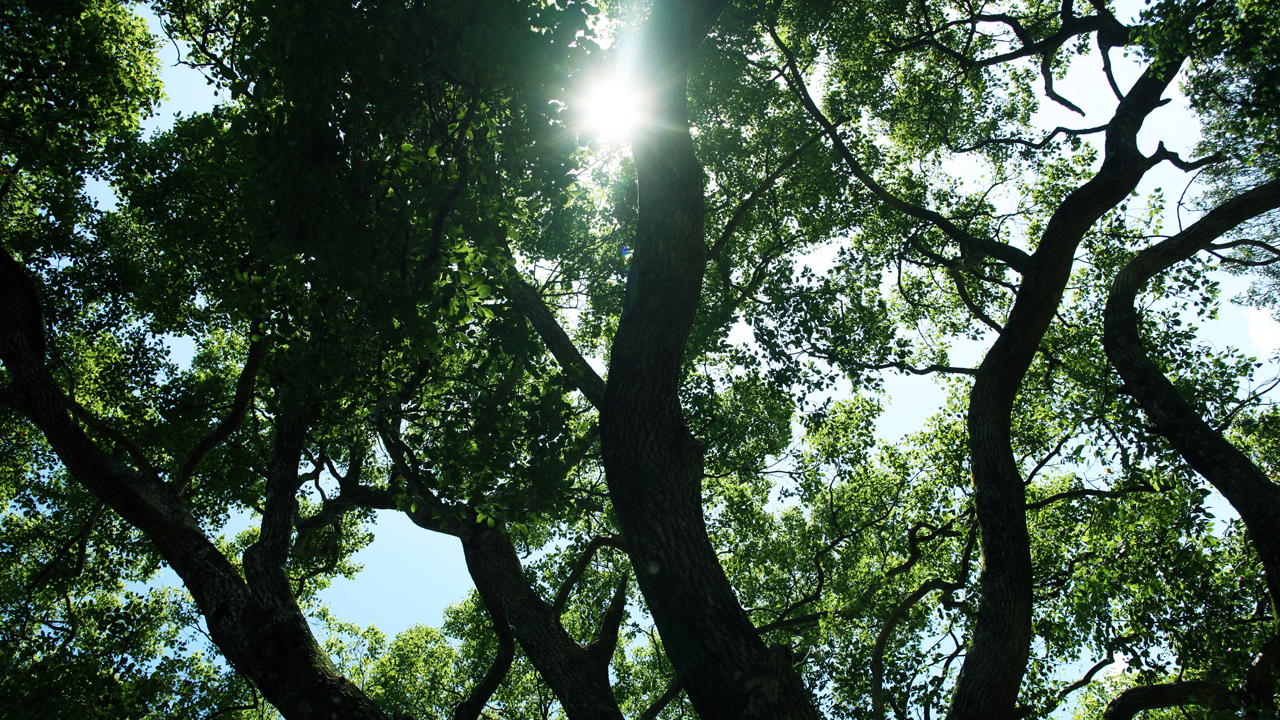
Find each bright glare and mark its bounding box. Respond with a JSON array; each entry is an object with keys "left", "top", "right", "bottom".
[{"left": 584, "top": 82, "right": 642, "bottom": 140}]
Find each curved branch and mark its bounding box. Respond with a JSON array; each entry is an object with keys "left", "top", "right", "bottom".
[
  {"left": 453, "top": 567, "right": 516, "bottom": 720},
  {"left": 1101, "top": 681, "right": 1237, "bottom": 720},
  {"left": 552, "top": 535, "right": 629, "bottom": 615},
  {"left": 707, "top": 129, "right": 825, "bottom": 259},
  {"left": 872, "top": 579, "right": 964, "bottom": 720},
  {"left": 950, "top": 123, "right": 1108, "bottom": 153},
  {"left": 1024, "top": 484, "right": 1155, "bottom": 511},
  {"left": 0, "top": 249, "right": 394, "bottom": 719},
  {"left": 175, "top": 327, "right": 265, "bottom": 493},
  {"left": 950, "top": 55, "right": 1186, "bottom": 720},
  {"left": 1103, "top": 176, "right": 1280, "bottom": 614},
  {"left": 767, "top": 25, "right": 1031, "bottom": 275},
  {"left": 26, "top": 501, "right": 107, "bottom": 592}
]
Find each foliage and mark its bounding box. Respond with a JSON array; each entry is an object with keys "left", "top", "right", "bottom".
[{"left": 2, "top": 0, "right": 1278, "bottom": 719}]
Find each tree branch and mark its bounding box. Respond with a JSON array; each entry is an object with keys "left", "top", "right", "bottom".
[
  {"left": 500, "top": 261, "right": 606, "bottom": 409},
  {"left": 873, "top": 579, "right": 964, "bottom": 720},
  {"left": 767, "top": 26, "right": 1031, "bottom": 274},
  {"left": 638, "top": 679, "right": 684, "bottom": 720},
  {"left": 707, "top": 130, "right": 825, "bottom": 260},
  {"left": 453, "top": 565, "right": 516, "bottom": 720},
  {"left": 552, "top": 535, "right": 629, "bottom": 615},
  {"left": 1101, "top": 681, "right": 1238, "bottom": 720},
  {"left": 174, "top": 327, "right": 265, "bottom": 493}
]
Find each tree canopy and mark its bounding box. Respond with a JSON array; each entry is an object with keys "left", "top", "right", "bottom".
[{"left": 2, "top": 0, "right": 1278, "bottom": 719}]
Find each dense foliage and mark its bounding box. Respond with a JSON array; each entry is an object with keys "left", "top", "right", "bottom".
[{"left": 1, "top": 0, "right": 1278, "bottom": 719}]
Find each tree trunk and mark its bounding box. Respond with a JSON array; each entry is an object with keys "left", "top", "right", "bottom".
[
  {"left": 949, "top": 59, "right": 1181, "bottom": 720},
  {"left": 598, "top": 1, "right": 819, "bottom": 718},
  {"left": 1103, "top": 177, "right": 1280, "bottom": 619},
  {"left": 460, "top": 526, "right": 624, "bottom": 720},
  {"left": 0, "top": 249, "right": 394, "bottom": 720}
]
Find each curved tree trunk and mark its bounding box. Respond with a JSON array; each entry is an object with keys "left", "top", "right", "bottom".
[
  {"left": 598, "top": 1, "right": 818, "bottom": 718},
  {"left": 1103, "top": 177, "right": 1280, "bottom": 619},
  {"left": 0, "top": 250, "right": 395, "bottom": 720},
  {"left": 948, "top": 59, "right": 1182, "bottom": 720},
  {"left": 460, "top": 526, "right": 624, "bottom": 720}
]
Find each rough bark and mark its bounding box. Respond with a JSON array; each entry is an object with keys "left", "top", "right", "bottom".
[
  {"left": 598, "top": 1, "right": 818, "bottom": 718},
  {"left": 460, "top": 525, "right": 623, "bottom": 720},
  {"left": 947, "top": 59, "right": 1182, "bottom": 720},
  {"left": 0, "top": 249, "right": 394, "bottom": 720},
  {"left": 1102, "top": 177, "right": 1280, "bottom": 618}
]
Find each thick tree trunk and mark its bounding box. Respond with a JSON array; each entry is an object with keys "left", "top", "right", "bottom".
[
  {"left": 598, "top": 1, "right": 818, "bottom": 718},
  {"left": 948, "top": 60, "right": 1181, "bottom": 720},
  {"left": 0, "top": 250, "right": 393, "bottom": 720},
  {"left": 1102, "top": 177, "right": 1280, "bottom": 619}
]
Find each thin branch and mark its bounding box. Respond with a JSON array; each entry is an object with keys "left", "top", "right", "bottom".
[
  {"left": 949, "top": 123, "right": 1108, "bottom": 154},
  {"left": 1154, "top": 144, "right": 1226, "bottom": 172},
  {"left": 1044, "top": 653, "right": 1115, "bottom": 715},
  {"left": 707, "top": 130, "right": 825, "bottom": 259},
  {"left": 885, "top": 520, "right": 963, "bottom": 579},
  {"left": 809, "top": 352, "right": 979, "bottom": 376},
  {"left": 551, "top": 536, "right": 628, "bottom": 615},
  {"left": 1025, "top": 484, "right": 1155, "bottom": 511},
  {"left": 766, "top": 24, "right": 1031, "bottom": 274},
  {"left": 872, "top": 579, "right": 964, "bottom": 720},
  {"left": 416, "top": 95, "right": 480, "bottom": 292},
  {"left": 1042, "top": 51, "right": 1085, "bottom": 116},
  {"left": 638, "top": 678, "right": 684, "bottom": 720},
  {"left": 174, "top": 326, "right": 265, "bottom": 493},
  {"left": 948, "top": 269, "right": 1004, "bottom": 334},
  {"left": 26, "top": 501, "right": 107, "bottom": 593},
  {"left": 66, "top": 401, "right": 160, "bottom": 479},
  {"left": 497, "top": 241, "right": 606, "bottom": 408},
  {"left": 1099, "top": 46, "right": 1125, "bottom": 101}
]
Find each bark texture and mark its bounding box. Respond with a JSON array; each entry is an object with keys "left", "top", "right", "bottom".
[
  {"left": 948, "top": 59, "right": 1181, "bottom": 720},
  {"left": 598, "top": 1, "right": 818, "bottom": 718},
  {"left": 1102, "top": 177, "right": 1280, "bottom": 617},
  {"left": 460, "top": 525, "right": 624, "bottom": 720},
  {"left": 0, "top": 249, "right": 394, "bottom": 720}
]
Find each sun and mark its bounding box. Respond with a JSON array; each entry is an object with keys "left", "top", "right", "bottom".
[{"left": 583, "top": 81, "right": 643, "bottom": 141}]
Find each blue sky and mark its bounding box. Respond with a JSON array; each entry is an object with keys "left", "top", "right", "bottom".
[{"left": 111, "top": 6, "right": 1279, "bottom": 642}]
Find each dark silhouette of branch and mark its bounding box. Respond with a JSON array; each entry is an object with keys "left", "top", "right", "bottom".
[
  {"left": 416, "top": 96, "right": 480, "bottom": 291},
  {"left": 872, "top": 579, "right": 965, "bottom": 720},
  {"left": 949, "top": 124, "right": 1108, "bottom": 154},
  {"left": 500, "top": 260, "right": 607, "bottom": 409},
  {"left": 587, "top": 576, "right": 629, "bottom": 664},
  {"left": 552, "top": 536, "right": 629, "bottom": 615},
  {"left": 1041, "top": 653, "right": 1116, "bottom": 716},
  {"left": 766, "top": 25, "right": 1032, "bottom": 274},
  {"left": 1101, "top": 681, "right": 1237, "bottom": 720},
  {"left": 66, "top": 400, "right": 160, "bottom": 479},
  {"left": 453, "top": 572, "right": 515, "bottom": 720},
  {"left": 175, "top": 325, "right": 265, "bottom": 493},
  {"left": 886, "top": 520, "right": 964, "bottom": 579},
  {"left": 1025, "top": 484, "right": 1155, "bottom": 511},
  {"left": 707, "top": 130, "right": 825, "bottom": 259},
  {"left": 638, "top": 679, "right": 684, "bottom": 720},
  {"left": 26, "top": 501, "right": 107, "bottom": 592}
]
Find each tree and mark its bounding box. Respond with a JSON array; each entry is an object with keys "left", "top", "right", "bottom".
[{"left": 2, "top": 0, "right": 1278, "bottom": 719}]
